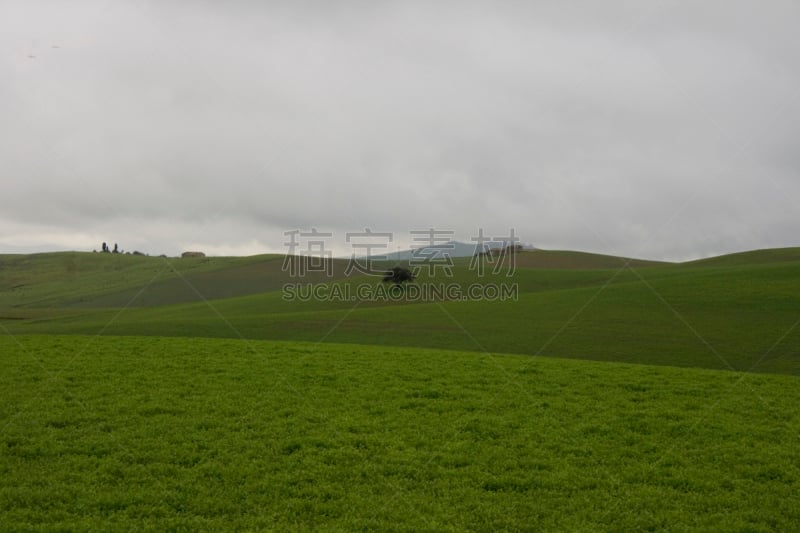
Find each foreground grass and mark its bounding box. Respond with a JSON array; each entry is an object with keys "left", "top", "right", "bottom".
[{"left": 1, "top": 335, "right": 798, "bottom": 530}]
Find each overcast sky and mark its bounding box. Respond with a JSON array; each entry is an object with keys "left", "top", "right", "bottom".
[{"left": 2, "top": 1, "right": 798, "bottom": 260}]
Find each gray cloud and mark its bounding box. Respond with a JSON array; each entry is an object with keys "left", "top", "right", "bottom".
[{"left": 1, "top": 1, "right": 798, "bottom": 260}]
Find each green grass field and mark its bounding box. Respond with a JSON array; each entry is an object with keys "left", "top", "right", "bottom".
[
  {"left": 3, "top": 249, "right": 799, "bottom": 374},
  {"left": 2, "top": 335, "right": 798, "bottom": 531},
  {"left": 1, "top": 247, "right": 799, "bottom": 530},
  {"left": 0, "top": 253, "right": 352, "bottom": 309}
]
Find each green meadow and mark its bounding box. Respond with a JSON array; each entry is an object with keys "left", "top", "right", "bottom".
[
  {"left": 4, "top": 249, "right": 799, "bottom": 374},
  {"left": 2, "top": 335, "right": 799, "bottom": 531},
  {"left": 1, "top": 247, "right": 799, "bottom": 530}
]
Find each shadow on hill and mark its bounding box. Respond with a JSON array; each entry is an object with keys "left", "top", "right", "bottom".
[
  {"left": 71, "top": 256, "right": 354, "bottom": 307},
  {"left": 509, "top": 250, "right": 670, "bottom": 270}
]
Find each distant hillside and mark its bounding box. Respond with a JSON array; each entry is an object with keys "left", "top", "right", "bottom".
[
  {"left": 681, "top": 247, "right": 800, "bottom": 268},
  {"left": 370, "top": 245, "right": 669, "bottom": 270},
  {"left": 512, "top": 249, "right": 670, "bottom": 270},
  {"left": 71, "top": 255, "right": 354, "bottom": 308},
  {"left": 4, "top": 247, "right": 800, "bottom": 375},
  {"left": 0, "top": 252, "right": 349, "bottom": 308}
]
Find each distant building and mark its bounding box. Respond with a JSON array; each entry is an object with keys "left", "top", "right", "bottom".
[{"left": 181, "top": 251, "right": 206, "bottom": 258}]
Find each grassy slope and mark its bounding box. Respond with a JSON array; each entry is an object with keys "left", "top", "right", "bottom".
[
  {"left": 7, "top": 259, "right": 799, "bottom": 374},
  {"left": 0, "top": 253, "right": 271, "bottom": 308},
  {"left": 681, "top": 247, "right": 800, "bottom": 267},
  {"left": 2, "top": 248, "right": 799, "bottom": 374},
  {"left": 70, "top": 256, "right": 355, "bottom": 308},
  {"left": 0, "top": 246, "right": 742, "bottom": 310},
  {"left": 513, "top": 249, "right": 669, "bottom": 269},
  {"left": 1, "top": 335, "right": 798, "bottom": 531},
  {"left": 0, "top": 252, "right": 351, "bottom": 309}
]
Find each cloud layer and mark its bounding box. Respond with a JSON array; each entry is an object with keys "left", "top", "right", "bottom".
[{"left": 2, "top": 1, "right": 798, "bottom": 259}]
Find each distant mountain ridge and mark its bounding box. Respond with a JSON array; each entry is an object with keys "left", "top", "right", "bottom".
[{"left": 359, "top": 240, "right": 534, "bottom": 261}]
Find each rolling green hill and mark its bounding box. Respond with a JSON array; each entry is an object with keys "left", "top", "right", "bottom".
[
  {"left": 2, "top": 248, "right": 799, "bottom": 374},
  {"left": 2, "top": 249, "right": 799, "bottom": 530},
  {"left": 681, "top": 247, "right": 800, "bottom": 268},
  {"left": 0, "top": 252, "right": 352, "bottom": 309},
  {"left": 513, "top": 249, "right": 669, "bottom": 269}
]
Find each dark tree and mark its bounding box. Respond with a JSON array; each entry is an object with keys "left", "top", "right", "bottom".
[
  {"left": 113, "top": 243, "right": 119, "bottom": 254},
  {"left": 102, "top": 242, "right": 108, "bottom": 253},
  {"left": 383, "top": 266, "right": 415, "bottom": 286}
]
